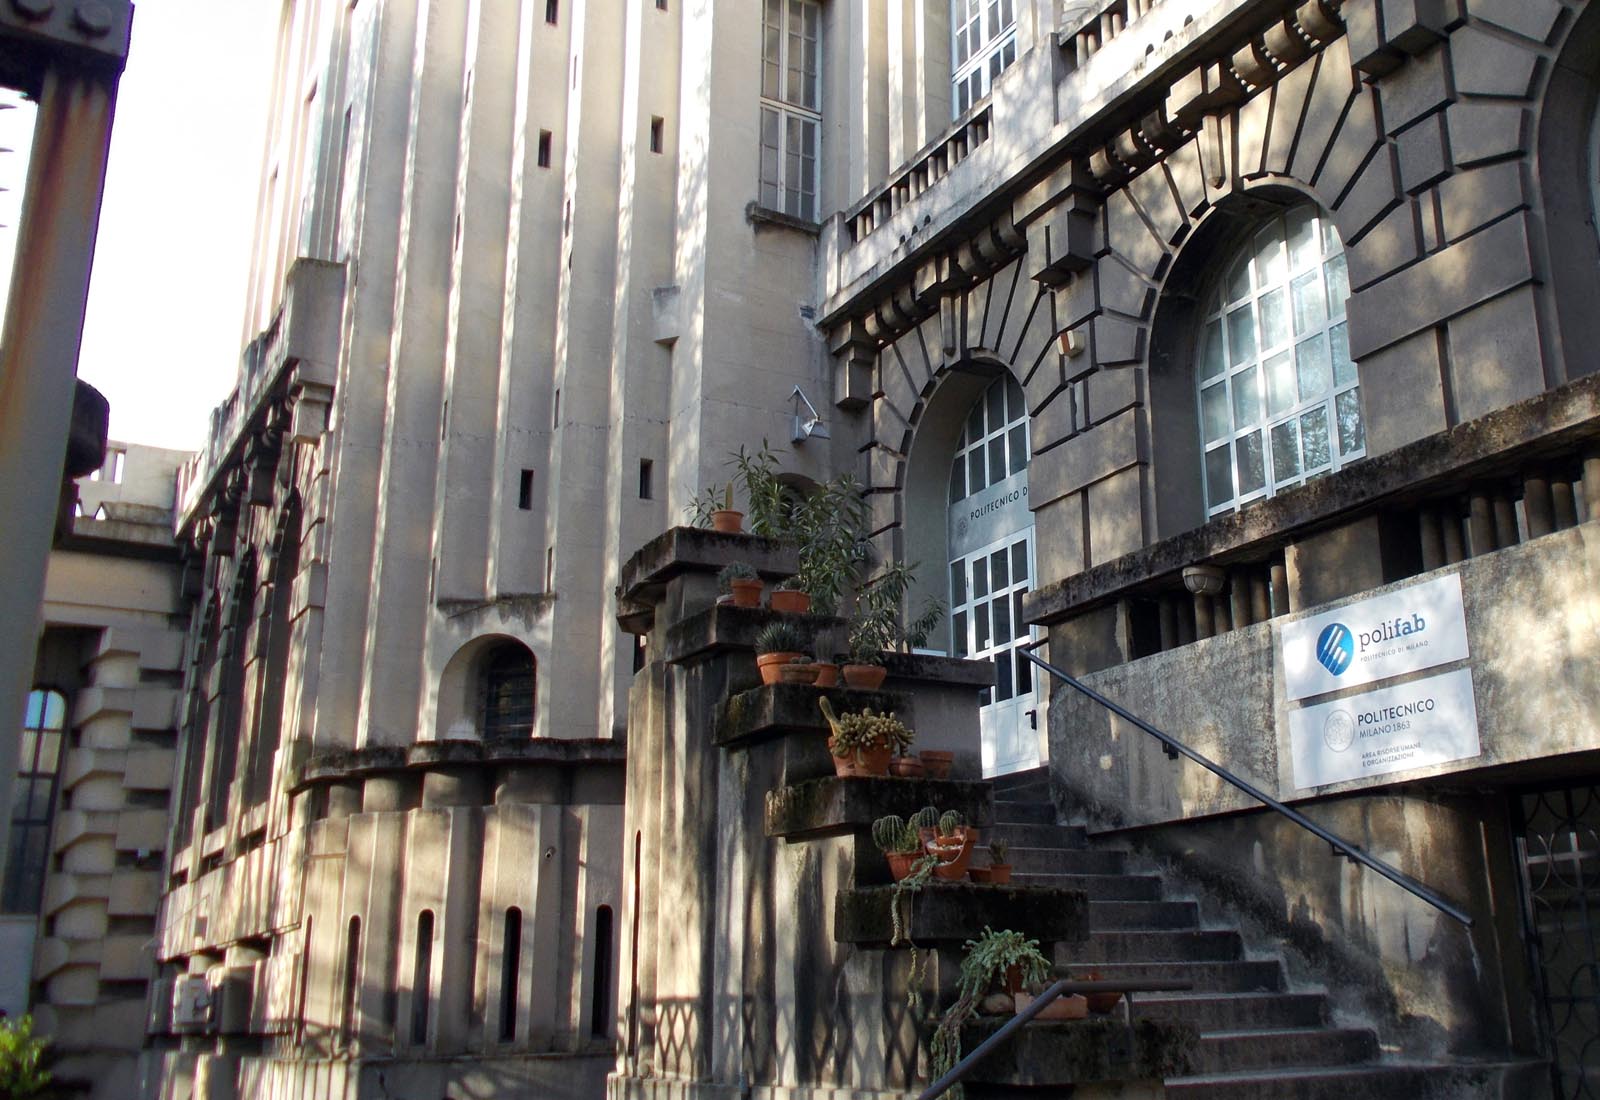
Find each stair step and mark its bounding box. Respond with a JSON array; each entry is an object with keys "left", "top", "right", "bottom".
[
  {"left": 1007, "top": 846, "right": 1127, "bottom": 874},
  {"left": 1012, "top": 872, "right": 1165, "bottom": 900},
  {"left": 992, "top": 799, "right": 1054, "bottom": 824},
  {"left": 989, "top": 766, "right": 1048, "bottom": 791},
  {"left": 1087, "top": 899, "right": 1200, "bottom": 930},
  {"left": 1133, "top": 991, "right": 1327, "bottom": 1031},
  {"left": 1080, "top": 929, "right": 1243, "bottom": 964},
  {"left": 1064, "top": 958, "right": 1285, "bottom": 993},
  {"left": 1187, "top": 1027, "right": 1378, "bottom": 1074},
  {"left": 1166, "top": 1059, "right": 1548, "bottom": 1100},
  {"left": 985, "top": 821, "right": 1087, "bottom": 848}
]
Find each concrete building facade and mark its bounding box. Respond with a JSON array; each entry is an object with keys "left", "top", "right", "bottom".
[{"left": 145, "top": 0, "right": 1600, "bottom": 1095}]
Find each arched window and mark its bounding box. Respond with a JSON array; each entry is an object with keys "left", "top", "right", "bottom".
[
  {"left": 480, "top": 644, "right": 536, "bottom": 738},
  {"left": 4, "top": 688, "right": 66, "bottom": 913},
  {"left": 1196, "top": 203, "right": 1361, "bottom": 516},
  {"left": 952, "top": 0, "right": 1016, "bottom": 116}
]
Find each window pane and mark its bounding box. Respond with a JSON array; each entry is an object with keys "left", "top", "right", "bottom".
[
  {"left": 1336, "top": 388, "right": 1365, "bottom": 456},
  {"left": 949, "top": 459, "right": 964, "bottom": 504},
  {"left": 976, "top": 605, "right": 991, "bottom": 650},
  {"left": 1290, "top": 270, "right": 1326, "bottom": 335},
  {"left": 1205, "top": 444, "right": 1233, "bottom": 507},
  {"left": 1271, "top": 419, "right": 1301, "bottom": 483},
  {"left": 42, "top": 692, "right": 63, "bottom": 730},
  {"left": 1258, "top": 287, "right": 1288, "bottom": 349},
  {"left": 993, "top": 594, "right": 1011, "bottom": 641},
  {"left": 1016, "top": 648, "right": 1031, "bottom": 695},
  {"left": 1301, "top": 406, "right": 1331, "bottom": 470},
  {"left": 1012, "top": 590, "right": 1028, "bottom": 641},
  {"left": 1330, "top": 321, "right": 1356, "bottom": 387},
  {"left": 35, "top": 731, "right": 59, "bottom": 773},
  {"left": 950, "top": 561, "right": 966, "bottom": 605},
  {"left": 1236, "top": 430, "right": 1266, "bottom": 496},
  {"left": 18, "top": 731, "right": 35, "bottom": 772},
  {"left": 987, "top": 438, "right": 1005, "bottom": 487},
  {"left": 990, "top": 549, "right": 1009, "bottom": 590},
  {"left": 1201, "top": 382, "right": 1229, "bottom": 443},
  {"left": 967, "top": 448, "right": 985, "bottom": 492},
  {"left": 1005, "top": 377, "right": 1023, "bottom": 419},
  {"left": 953, "top": 611, "right": 968, "bottom": 657},
  {"left": 1008, "top": 424, "right": 1027, "bottom": 475},
  {"left": 1264, "top": 351, "right": 1296, "bottom": 417},
  {"left": 994, "top": 651, "right": 1013, "bottom": 701},
  {"left": 1254, "top": 222, "right": 1287, "bottom": 285},
  {"left": 1286, "top": 205, "right": 1317, "bottom": 271},
  {"left": 1325, "top": 253, "right": 1349, "bottom": 318},
  {"left": 1225, "top": 254, "right": 1251, "bottom": 303},
  {"left": 23, "top": 691, "right": 41, "bottom": 730},
  {"left": 1011, "top": 542, "right": 1028, "bottom": 582},
  {"left": 986, "top": 379, "right": 1005, "bottom": 429},
  {"left": 972, "top": 559, "right": 988, "bottom": 599},
  {"left": 1227, "top": 305, "right": 1256, "bottom": 365},
  {"left": 1200, "top": 319, "right": 1224, "bottom": 381},
  {"left": 1232, "top": 364, "right": 1260, "bottom": 427},
  {"left": 967, "top": 401, "right": 985, "bottom": 440},
  {"left": 1295, "top": 334, "right": 1332, "bottom": 401}
]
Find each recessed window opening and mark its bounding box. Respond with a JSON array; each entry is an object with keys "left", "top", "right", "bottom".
[
  {"left": 758, "top": 0, "right": 821, "bottom": 221},
  {"left": 951, "top": 0, "right": 1017, "bottom": 117},
  {"left": 632, "top": 634, "right": 647, "bottom": 673},
  {"left": 411, "top": 910, "right": 434, "bottom": 1044},
  {"left": 110, "top": 449, "right": 125, "bottom": 483},
  {"left": 537, "top": 130, "right": 553, "bottom": 169},
  {"left": 638, "top": 459, "right": 654, "bottom": 499},
  {"left": 464, "top": 69, "right": 474, "bottom": 106},
  {"left": 453, "top": 213, "right": 462, "bottom": 253},
  {"left": 295, "top": 915, "right": 313, "bottom": 1044},
  {"left": 518, "top": 469, "right": 535, "bottom": 510},
  {"left": 553, "top": 389, "right": 561, "bottom": 426},
  {"left": 649, "top": 116, "right": 664, "bottom": 153},
  {"left": 1195, "top": 204, "right": 1361, "bottom": 516},
  {"left": 545, "top": 0, "right": 558, "bottom": 24},
  {"left": 341, "top": 916, "right": 361, "bottom": 1046},
  {"left": 591, "top": 904, "right": 614, "bottom": 1038},
  {"left": 481, "top": 644, "right": 536, "bottom": 738},
  {"left": 545, "top": 548, "right": 554, "bottom": 591},
  {"left": 499, "top": 907, "right": 522, "bottom": 1041},
  {"left": 656, "top": 0, "right": 667, "bottom": 8},
  {"left": 4, "top": 688, "right": 66, "bottom": 913}
]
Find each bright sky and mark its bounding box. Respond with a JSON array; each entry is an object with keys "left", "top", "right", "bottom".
[{"left": 76, "top": 1, "right": 278, "bottom": 451}]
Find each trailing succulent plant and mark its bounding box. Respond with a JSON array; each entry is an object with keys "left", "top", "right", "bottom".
[
  {"left": 928, "top": 928, "right": 1052, "bottom": 1098},
  {"left": 716, "top": 561, "right": 758, "bottom": 594},
  {"left": 753, "top": 620, "right": 806, "bottom": 655},
  {"left": 817, "top": 698, "right": 913, "bottom": 757}
]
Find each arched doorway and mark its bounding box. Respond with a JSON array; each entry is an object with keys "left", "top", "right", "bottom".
[{"left": 944, "top": 373, "right": 1040, "bottom": 775}]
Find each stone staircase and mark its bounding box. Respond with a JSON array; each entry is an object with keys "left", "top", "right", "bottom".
[{"left": 988, "top": 768, "right": 1545, "bottom": 1099}]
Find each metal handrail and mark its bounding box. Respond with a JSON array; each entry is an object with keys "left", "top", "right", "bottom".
[
  {"left": 1018, "top": 645, "right": 1474, "bottom": 927},
  {"left": 916, "top": 977, "right": 1193, "bottom": 1100}
]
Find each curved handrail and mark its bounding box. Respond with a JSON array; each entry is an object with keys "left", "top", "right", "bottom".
[{"left": 1018, "top": 646, "right": 1474, "bottom": 928}]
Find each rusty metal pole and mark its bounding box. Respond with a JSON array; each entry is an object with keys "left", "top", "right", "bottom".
[{"left": 0, "top": 2, "right": 130, "bottom": 896}]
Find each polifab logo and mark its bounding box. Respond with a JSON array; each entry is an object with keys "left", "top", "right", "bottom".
[{"left": 1315, "top": 623, "right": 1354, "bottom": 675}]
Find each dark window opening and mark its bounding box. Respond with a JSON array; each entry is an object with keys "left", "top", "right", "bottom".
[
  {"left": 295, "top": 915, "right": 313, "bottom": 1044},
  {"left": 4, "top": 688, "right": 66, "bottom": 914},
  {"left": 499, "top": 907, "right": 522, "bottom": 1041},
  {"left": 411, "top": 910, "right": 434, "bottom": 1044},
  {"left": 518, "top": 469, "right": 534, "bottom": 510},
  {"left": 649, "top": 116, "right": 664, "bottom": 154},
  {"left": 537, "top": 130, "right": 553, "bottom": 169},
  {"left": 656, "top": 0, "right": 667, "bottom": 8},
  {"left": 342, "top": 916, "right": 362, "bottom": 1046},
  {"left": 545, "top": 0, "right": 558, "bottom": 23},
  {"left": 591, "top": 905, "right": 614, "bottom": 1038},
  {"left": 632, "top": 634, "right": 646, "bottom": 674},
  {"left": 553, "top": 388, "right": 560, "bottom": 425},
  {"left": 481, "top": 644, "right": 536, "bottom": 738},
  {"left": 546, "top": 548, "right": 555, "bottom": 591},
  {"left": 638, "top": 459, "right": 653, "bottom": 499}
]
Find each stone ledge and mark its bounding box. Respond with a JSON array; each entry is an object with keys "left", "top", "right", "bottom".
[
  {"left": 766, "top": 776, "right": 994, "bottom": 839},
  {"left": 1026, "top": 373, "right": 1600, "bottom": 624},
  {"left": 716, "top": 684, "right": 910, "bottom": 747},
  {"left": 619, "top": 526, "right": 798, "bottom": 602},
  {"left": 835, "top": 884, "right": 1089, "bottom": 946},
  {"left": 662, "top": 605, "right": 846, "bottom": 666},
  {"left": 952, "top": 1015, "right": 1197, "bottom": 1085},
  {"left": 298, "top": 738, "right": 626, "bottom": 787}
]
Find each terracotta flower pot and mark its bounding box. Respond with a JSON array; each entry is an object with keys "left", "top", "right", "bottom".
[
  {"left": 827, "top": 736, "right": 891, "bottom": 778},
  {"left": 769, "top": 589, "right": 812, "bottom": 613},
  {"left": 889, "top": 756, "right": 924, "bottom": 778},
  {"left": 886, "top": 850, "right": 922, "bottom": 881},
  {"left": 987, "top": 864, "right": 1012, "bottom": 885},
  {"left": 919, "top": 749, "right": 954, "bottom": 778},
  {"left": 841, "top": 663, "right": 887, "bottom": 690},
  {"left": 778, "top": 663, "right": 820, "bottom": 685},
  {"left": 1084, "top": 988, "right": 1123, "bottom": 1015},
  {"left": 757, "top": 651, "right": 805, "bottom": 685},
  {"left": 927, "top": 826, "right": 974, "bottom": 880},
  {"left": 812, "top": 662, "right": 839, "bottom": 688},
  {"left": 1015, "top": 991, "right": 1087, "bottom": 1020},
  {"left": 711, "top": 509, "right": 744, "bottom": 534},
  {"left": 968, "top": 865, "right": 993, "bottom": 884},
  {"left": 729, "top": 578, "right": 763, "bottom": 608}
]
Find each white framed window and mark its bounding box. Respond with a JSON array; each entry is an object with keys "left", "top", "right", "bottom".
[
  {"left": 1196, "top": 204, "right": 1362, "bottom": 516},
  {"left": 951, "top": 0, "right": 1016, "bottom": 118},
  {"left": 759, "top": 0, "right": 821, "bottom": 221}
]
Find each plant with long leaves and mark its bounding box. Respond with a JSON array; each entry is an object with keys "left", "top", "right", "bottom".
[
  {"left": 927, "top": 928, "right": 1051, "bottom": 1098},
  {"left": 0, "top": 1015, "right": 51, "bottom": 1099},
  {"left": 847, "top": 561, "right": 945, "bottom": 665}
]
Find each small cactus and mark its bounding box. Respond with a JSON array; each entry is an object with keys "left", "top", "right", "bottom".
[
  {"left": 939, "top": 809, "right": 966, "bottom": 836},
  {"left": 988, "top": 839, "right": 1009, "bottom": 866},
  {"left": 909, "top": 805, "right": 939, "bottom": 832}
]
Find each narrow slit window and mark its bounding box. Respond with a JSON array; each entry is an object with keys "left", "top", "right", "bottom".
[
  {"left": 341, "top": 916, "right": 361, "bottom": 1046},
  {"left": 638, "top": 459, "right": 653, "bottom": 499},
  {"left": 649, "top": 116, "right": 664, "bottom": 154},
  {"left": 537, "top": 130, "right": 552, "bottom": 169},
  {"left": 518, "top": 469, "right": 534, "bottom": 510},
  {"left": 591, "top": 905, "right": 614, "bottom": 1038},
  {"left": 545, "top": 0, "right": 558, "bottom": 24},
  {"left": 553, "top": 388, "right": 561, "bottom": 426},
  {"left": 545, "top": 548, "right": 555, "bottom": 591},
  {"left": 499, "top": 907, "right": 522, "bottom": 1041},
  {"left": 411, "top": 910, "right": 434, "bottom": 1044}
]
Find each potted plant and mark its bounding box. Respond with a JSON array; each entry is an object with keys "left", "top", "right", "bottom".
[
  {"left": 843, "top": 562, "right": 945, "bottom": 689},
  {"left": 871, "top": 814, "right": 927, "bottom": 881},
  {"left": 754, "top": 621, "right": 806, "bottom": 686},
  {"left": 718, "top": 561, "right": 763, "bottom": 608},
  {"left": 812, "top": 657, "right": 839, "bottom": 688},
  {"left": 817, "top": 697, "right": 912, "bottom": 778},
  {"left": 778, "top": 655, "right": 820, "bottom": 685},
  {"left": 919, "top": 748, "right": 954, "bottom": 778},
  {"left": 769, "top": 576, "right": 812, "bottom": 614},
  {"left": 926, "top": 810, "right": 974, "bottom": 881},
  {"left": 987, "top": 839, "right": 1012, "bottom": 884},
  {"left": 889, "top": 753, "right": 924, "bottom": 778},
  {"left": 1078, "top": 969, "right": 1123, "bottom": 1015},
  {"left": 929, "top": 928, "right": 1052, "bottom": 1085},
  {"left": 710, "top": 483, "right": 743, "bottom": 534},
  {"left": 730, "top": 441, "right": 788, "bottom": 536},
  {"left": 786, "top": 473, "right": 870, "bottom": 615}
]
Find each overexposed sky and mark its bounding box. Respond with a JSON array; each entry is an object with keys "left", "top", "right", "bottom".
[{"left": 77, "top": 1, "right": 278, "bottom": 451}]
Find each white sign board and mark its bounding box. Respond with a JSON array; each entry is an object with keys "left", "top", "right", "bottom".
[
  {"left": 948, "top": 470, "right": 1029, "bottom": 559},
  {"left": 1278, "top": 573, "right": 1468, "bottom": 702},
  {"left": 1289, "top": 668, "right": 1480, "bottom": 789}
]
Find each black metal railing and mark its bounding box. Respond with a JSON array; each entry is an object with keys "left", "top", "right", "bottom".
[
  {"left": 916, "top": 977, "right": 1193, "bottom": 1100},
  {"left": 1019, "top": 645, "right": 1474, "bottom": 927}
]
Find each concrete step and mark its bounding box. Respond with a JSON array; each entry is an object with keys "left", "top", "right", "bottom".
[
  {"left": 1166, "top": 1059, "right": 1549, "bottom": 1099},
  {"left": 992, "top": 799, "right": 1054, "bottom": 824},
  {"left": 1088, "top": 899, "right": 1200, "bottom": 930},
  {"left": 1007, "top": 845, "right": 1128, "bottom": 875},
  {"left": 1079, "top": 929, "right": 1243, "bottom": 964},
  {"left": 1063, "top": 958, "right": 1285, "bottom": 993},
  {"left": 1188, "top": 1026, "right": 1378, "bottom": 1074},
  {"left": 989, "top": 766, "right": 1049, "bottom": 792},
  {"left": 1133, "top": 991, "right": 1328, "bottom": 1031},
  {"left": 984, "top": 821, "right": 1087, "bottom": 848},
  {"left": 1012, "top": 871, "right": 1165, "bottom": 900}
]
